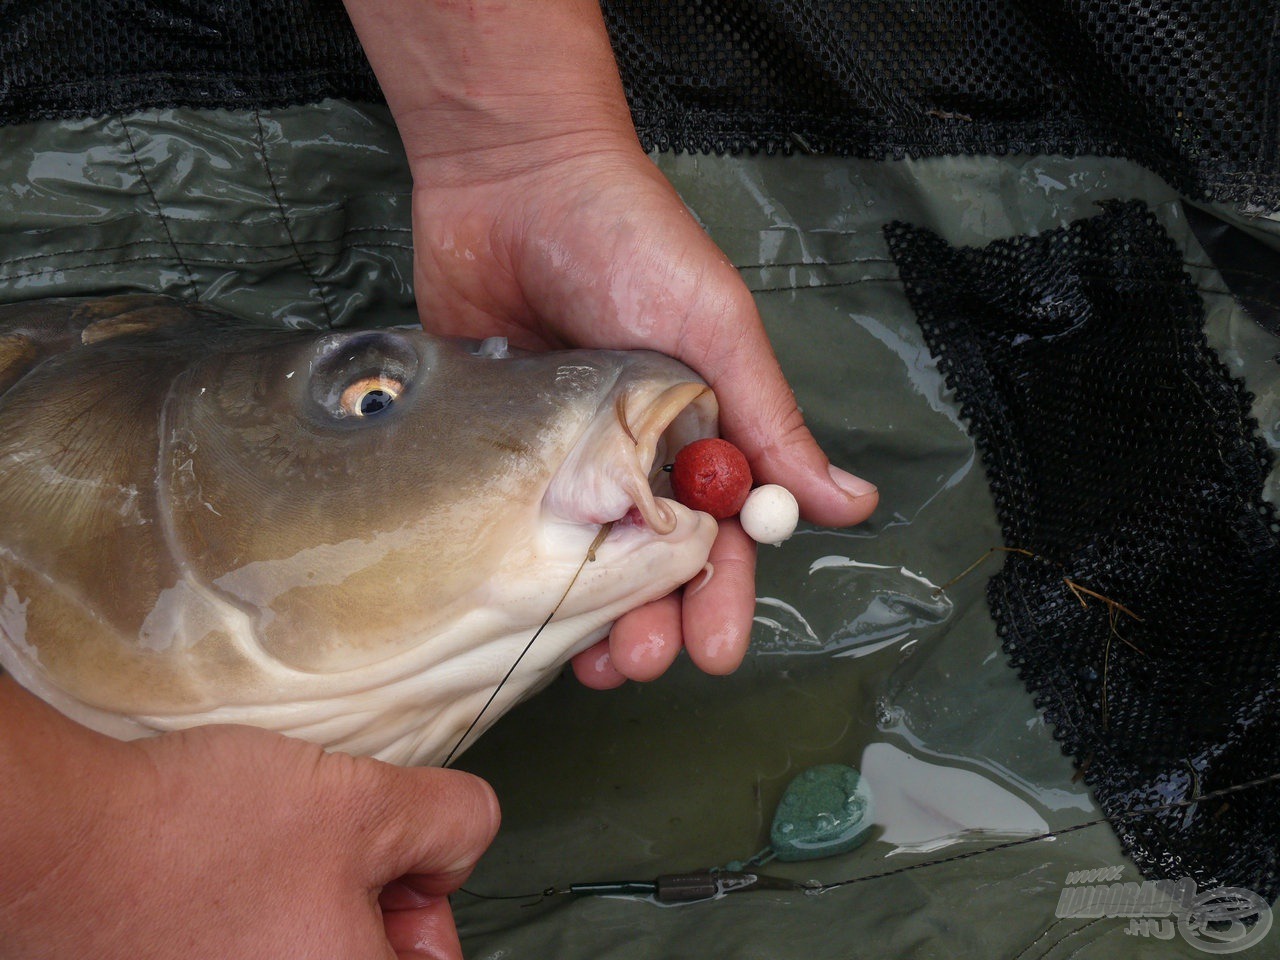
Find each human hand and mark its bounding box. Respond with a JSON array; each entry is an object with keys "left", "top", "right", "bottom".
[
  {"left": 342, "top": 0, "right": 878, "bottom": 686},
  {"left": 410, "top": 146, "right": 878, "bottom": 687},
  {"left": 0, "top": 677, "right": 499, "bottom": 960}
]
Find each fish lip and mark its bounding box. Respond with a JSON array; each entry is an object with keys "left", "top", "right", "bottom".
[{"left": 542, "top": 375, "right": 719, "bottom": 536}]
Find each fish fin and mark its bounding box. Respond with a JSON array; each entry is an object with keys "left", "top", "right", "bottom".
[
  {"left": 72, "top": 294, "right": 181, "bottom": 322},
  {"left": 0, "top": 295, "right": 192, "bottom": 391},
  {"left": 76, "top": 295, "right": 188, "bottom": 345},
  {"left": 0, "top": 333, "right": 38, "bottom": 394}
]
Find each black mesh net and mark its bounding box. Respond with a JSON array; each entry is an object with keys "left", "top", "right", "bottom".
[
  {"left": 605, "top": 1, "right": 1280, "bottom": 206},
  {"left": 0, "top": 0, "right": 381, "bottom": 119},
  {"left": 0, "top": 2, "right": 1278, "bottom": 204},
  {"left": 886, "top": 201, "right": 1280, "bottom": 899}
]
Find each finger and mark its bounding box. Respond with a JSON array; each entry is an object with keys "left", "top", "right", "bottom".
[
  {"left": 604, "top": 592, "right": 684, "bottom": 682},
  {"left": 352, "top": 763, "right": 501, "bottom": 890},
  {"left": 675, "top": 264, "right": 878, "bottom": 529},
  {"left": 382, "top": 895, "right": 464, "bottom": 960},
  {"left": 681, "top": 519, "right": 756, "bottom": 675},
  {"left": 570, "top": 638, "right": 628, "bottom": 689}
]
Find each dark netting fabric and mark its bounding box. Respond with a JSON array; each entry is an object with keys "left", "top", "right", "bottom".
[
  {"left": 0, "top": 0, "right": 381, "bottom": 119},
  {"left": 1, "top": 2, "right": 1278, "bottom": 206},
  {"left": 603, "top": 1, "right": 1280, "bottom": 206},
  {"left": 885, "top": 201, "right": 1280, "bottom": 899}
]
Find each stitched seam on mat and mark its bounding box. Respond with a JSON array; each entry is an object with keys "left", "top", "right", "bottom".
[
  {"left": 118, "top": 115, "right": 199, "bottom": 301},
  {"left": 0, "top": 243, "right": 418, "bottom": 283},
  {"left": 1, "top": 254, "right": 285, "bottom": 281},
  {"left": 736, "top": 255, "right": 897, "bottom": 270},
  {"left": 7, "top": 205, "right": 411, "bottom": 237},
  {"left": 747, "top": 276, "right": 1264, "bottom": 307},
  {"left": 146, "top": 220, "right": 412, "bottom": 233},
  {"left": 252, "top": 108, "right": 335, "bottom": 326},
  {"left": 0, "top": 235, "right": 411, "bottom": 269},
  {"left": 6, "top": 67, "right": 378, "bottom": 96},
  {"left": 737, "top": 255, "right": 1268, "bottom": 284},
  {"left": 0, "top": 255, "right": 1247, "bottom": 309}
]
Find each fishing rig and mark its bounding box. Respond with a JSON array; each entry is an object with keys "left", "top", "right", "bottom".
[{"left": 442, "top": 529, "right": 1280, "bottom": 908}]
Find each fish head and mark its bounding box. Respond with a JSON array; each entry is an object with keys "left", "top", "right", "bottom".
[
  {"left": 0, "top": 299, "right": 720, "bottom": 764},
  {"left": 170, "top": 326, "right": 720, "bottom": 672}
]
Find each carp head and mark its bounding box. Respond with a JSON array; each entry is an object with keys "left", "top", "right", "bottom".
[{"left": 0, "top": 297, "right": 719, "bottom": 764}]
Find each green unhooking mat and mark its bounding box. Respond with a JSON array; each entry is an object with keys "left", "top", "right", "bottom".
[{"left": 887, "top": 200, "right": 1280, "bottom": 901}]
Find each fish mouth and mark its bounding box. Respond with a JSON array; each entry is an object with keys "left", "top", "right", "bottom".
[{"left": 543, "top": 378, "right": 719, "bottom": 536}]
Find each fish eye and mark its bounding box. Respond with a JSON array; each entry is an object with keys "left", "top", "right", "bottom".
[
  {"left": 308, "top": 331, "right": 419, "bottom": 420},
  {"left": 339, "top": 375, "right": 402, "bottom": 417}
]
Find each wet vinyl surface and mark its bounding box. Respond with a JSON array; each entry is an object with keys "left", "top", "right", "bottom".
[
  {"left": 0, "top": 103, "right": 1276, "bottom": 958},
  {"left": 450, "top": 155, "right": 1280, "bottom": 958}
]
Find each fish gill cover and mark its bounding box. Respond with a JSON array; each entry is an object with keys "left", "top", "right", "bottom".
[
  {"left": 0, "top": 2, "right": 1278, "bottom": 205},
  {"left": 885, "top": 200, "right": 1280, "bottom": 901}
]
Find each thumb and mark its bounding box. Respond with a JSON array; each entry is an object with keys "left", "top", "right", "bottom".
[
  {"left": 691, "top": 279, "right": 878, "bottom": 528},
  {"left": 347, "top": 761, "right": 501, "bottom": 893},
  {"left": 350, "top": 764, "right": 498, "bottom": 960}
]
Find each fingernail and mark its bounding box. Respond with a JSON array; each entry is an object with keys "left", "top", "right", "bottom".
[{"left": 829, "top": 464, "right": 877, "bottom": 498}]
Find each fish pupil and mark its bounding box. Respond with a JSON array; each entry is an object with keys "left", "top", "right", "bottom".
[{"left": 360, "top": 389, "right": 393, "bottom": 416}]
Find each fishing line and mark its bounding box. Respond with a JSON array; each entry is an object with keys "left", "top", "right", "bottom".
[
  {"left": 457, "top": 769, "right": 1280, "bottom": 903},
  {"left": 444, "top": 542, "right": 1279, "bottom": 900},
  {"left": 442, "top": 521, "right": 614, "bottom": 768}
]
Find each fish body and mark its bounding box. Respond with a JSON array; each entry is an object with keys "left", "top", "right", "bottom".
[{"left": 0, "top": 296, "right": 718, "bottom": 764}]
